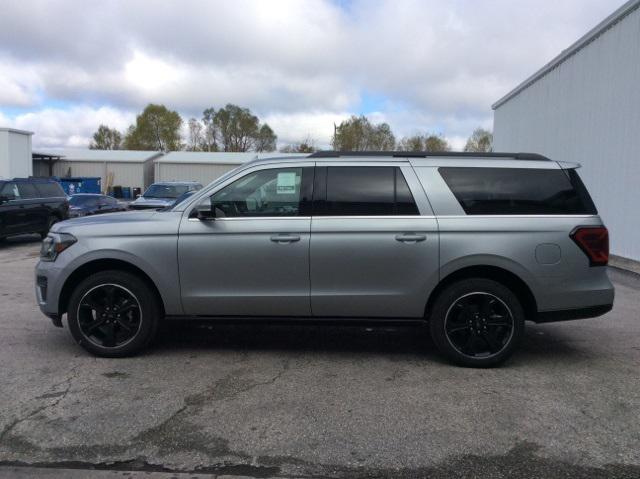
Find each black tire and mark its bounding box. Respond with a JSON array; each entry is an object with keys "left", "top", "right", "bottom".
[
  {"left": 67, "top": 270, "right": 160, "bottom": 357},
  {"left": 40, "top": 216, "right": 59, "bottom": 239},
  {"left": 429, "top": 278, "right": 525, "bottom": 367}
]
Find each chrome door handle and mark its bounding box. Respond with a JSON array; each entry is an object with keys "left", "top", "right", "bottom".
[
  {"left": 395, "top": 233, "right": 427, "bottom": 243},
  {"left": 270, "top": 234, "right": 301, "bottom": 243}
]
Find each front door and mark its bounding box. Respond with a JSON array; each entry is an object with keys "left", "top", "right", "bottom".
[
  {"left": 310, "top": 164, "right": 440, "bottom": 318},
  {"left": 178, "top": 164, "right": 314, "bottom": 317},
  {"left": 0, "top": 182, "right": 29, "bottom": 235}
]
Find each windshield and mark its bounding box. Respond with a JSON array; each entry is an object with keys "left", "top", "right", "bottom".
[
  {"left": 69, "top": 195, "right": 99, "bottom": 206},
  {"left": 143, "top": 184, "right": 190, "bottom": 199}
]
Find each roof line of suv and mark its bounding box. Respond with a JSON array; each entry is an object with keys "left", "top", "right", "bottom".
[{"left": 307, "top": 151, "right": 551, "bottom": 161}]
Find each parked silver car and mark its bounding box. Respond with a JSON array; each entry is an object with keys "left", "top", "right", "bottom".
[
  {"left": 128, "top": 181, "right": 203, "bottom": 210},
  {"left": 35, "top": 152, "right": 614, "bottom": 366}
]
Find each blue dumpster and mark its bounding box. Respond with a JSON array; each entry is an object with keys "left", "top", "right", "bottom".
[{"left": 55, "top": 177, "right": 102, "bottom": 195}]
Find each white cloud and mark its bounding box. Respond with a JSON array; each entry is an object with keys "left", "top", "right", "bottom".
[
  {"left": 10, "top": 107, "right": 135, "bottom": 149},
  {"left": 0, "top": 0, "right": 625, "bottom": 148}
]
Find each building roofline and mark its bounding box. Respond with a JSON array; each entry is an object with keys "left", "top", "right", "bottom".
[
  {"left": 492, "top": 0, "right": 640, "bottom": 110},
  {"left": 0, "top": 127, "right": 34, "bottom": 135}
]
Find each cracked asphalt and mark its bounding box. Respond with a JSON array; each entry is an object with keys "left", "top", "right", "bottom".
[{"left": 1, "top": 235, "right": 639, "bottom": 478}]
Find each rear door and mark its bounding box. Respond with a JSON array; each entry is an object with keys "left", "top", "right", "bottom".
[
  {"left": 17, "top": 182, "right": 48, "bottom": 232},
  {"left": 310, "top": 163, "right": 439, "bottom": 318}
]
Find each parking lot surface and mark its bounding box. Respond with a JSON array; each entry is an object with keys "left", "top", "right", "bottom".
[{"left": 0, "top": 235, "right": 639, "bottom": 478}]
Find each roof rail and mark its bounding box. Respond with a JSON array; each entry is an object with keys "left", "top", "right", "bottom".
[{"left": 307, "top": 151, "right": 551, "bottom": 161}]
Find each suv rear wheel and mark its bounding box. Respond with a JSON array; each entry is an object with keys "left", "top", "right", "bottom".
[
  {"left": 429, "top": 278, "right": 525, "bottom": 367},
  {"left": 67, "top": 270, "right": 160, "bottom": 357}
]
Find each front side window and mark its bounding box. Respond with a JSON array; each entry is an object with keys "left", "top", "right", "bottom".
[
  {"left": 439, "top": 167, "right": 597, "bottom": 215},
  {"left": 317, "top": 166, "right": 419, "bottom": 216},
  {"left": 210, "top": 167, "right": 305, "bottom": 217}
]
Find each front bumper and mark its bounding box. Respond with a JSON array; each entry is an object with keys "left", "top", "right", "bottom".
[{"left": 35, "top": 258, "right": 68, "bottom": 324}]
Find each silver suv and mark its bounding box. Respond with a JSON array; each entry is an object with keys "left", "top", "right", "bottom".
[{"left": 35, "top": 152, "right": 614, "bottom": 367}]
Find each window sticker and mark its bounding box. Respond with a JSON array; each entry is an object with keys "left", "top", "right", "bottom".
[{"left": 276, "top": 172, "right": 297, "bottom": 194}]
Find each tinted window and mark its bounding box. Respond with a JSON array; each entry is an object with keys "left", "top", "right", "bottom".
[
  {"left": 0, "top": 182, "right": 19, "bottom": 199},
  {"left": 439, "top": 167, "right": 597, "bottom": 215},
  {"left": 211, "top": 167, "right": 304, "bottom": 217},
  {"left": 36, "top": 182, "right": 65, "bottom": 198},
  {"left": 69, "top": 195, "right": 99, "bottom": 207},
  {"left": 17, "top": 183, "right": 39, "bottom": 199},
  {"left": 144, "top": 184, "right": 190, "bottom": 198},
  {"left": 318, "top": 167, "right": 419, "bottom": 216}
]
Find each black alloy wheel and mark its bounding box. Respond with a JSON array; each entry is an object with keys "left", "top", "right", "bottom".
[
  {"left": 429, "top": 278, "right": 525, "bottom": 367},
  {"left": 67, "top": 270, "right": 160, "bottom": 357},
  {"left": 444, "top": 292, "right": 514, "bottom": 358},
  {"left": 77, "top": 283, "right": 143, "bottom": 348}
]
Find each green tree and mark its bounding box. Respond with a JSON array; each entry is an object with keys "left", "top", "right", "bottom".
[
  {"left": 254, "top": 124, "right": 277, "bottom": 152},
  {"left": 464, "top": 128, "right": 493, "bottom": 152},
  {"left": 201, "top": 107, "right": 219, "bottom": 152},
  {"left": 397, "top": 135, "right": 424, "bottom": 152},
  {"left": 397, "top": 133, "right": 451, "bottom": 152},
  {"left": 280, "top": 136, "right": 316, "bottom": 153},
  {"left": 424, "top": 134, "right": 451, "bottom": 152},
  {"left": 213, "top": 104, "right": 277, "bottom": 152},
  {"left": 123, "top": 104, "right": 183, "bottom": 151},
  {"left": 331, "top": 115, "right": 395, "bottom": 151},
  {"left": 89, "top": 125, "right": 122, "bottom": 150}
]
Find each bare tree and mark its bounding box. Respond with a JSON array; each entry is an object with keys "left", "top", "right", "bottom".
[
  {"left": 187, "top": 118, "right": 204, "bottom": 151},
  {"left": 464, "top": 128, "right": 493, "bottom": 152}
]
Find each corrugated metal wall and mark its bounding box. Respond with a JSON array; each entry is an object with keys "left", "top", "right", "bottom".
[
  {"left": 493, "top": 7, "right": 640, "bottom": 261},
  {"left": 155, "top": 162, "right": 239, "bottom": 186},
  {"left": 43, "top": 161, "right": 146, "bottom": 191}
]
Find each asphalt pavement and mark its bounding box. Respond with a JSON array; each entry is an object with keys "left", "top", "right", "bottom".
[{"left": 0, "top": 235, "right": 639, "bottom": 478}]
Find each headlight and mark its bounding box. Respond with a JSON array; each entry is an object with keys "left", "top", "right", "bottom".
[{"left": 40, "top": 233, "right": 77, "bottom": 262}]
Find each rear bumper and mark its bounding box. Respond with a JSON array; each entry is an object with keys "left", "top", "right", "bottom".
[{"left": 534, "top": 304, "right": 613, "bottom": 323}]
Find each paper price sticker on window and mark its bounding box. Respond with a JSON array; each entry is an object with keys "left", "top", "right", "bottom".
[{"left": 276, "top": 172, "right": 297, "bottom": 194}]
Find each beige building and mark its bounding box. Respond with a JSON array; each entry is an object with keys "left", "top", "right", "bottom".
[
  {"left": 154, "top": 151, "right": 308, "bottom": 186},
  {"left": 33, "top": 149, "right": 163, "bottom": 191}
]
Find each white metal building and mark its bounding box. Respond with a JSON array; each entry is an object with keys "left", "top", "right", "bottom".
[
  {"left": 493, "top": 0, "right": 640, "bottom": 262},
  {"left": 0, "top": 128, "right": 33, "bottom": 179},
  {"left": 33, "top": 149, "right": 163, "bottom": 191},
  {"left": 154, "top": 152, "right": 308, "bottom": 185}
]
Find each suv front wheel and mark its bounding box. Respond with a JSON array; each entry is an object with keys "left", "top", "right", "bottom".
[
  {"left": 67, "top": 270, "right": 160, "bottom": 357},
  {"left": 429, "top": 278, "right": 525, "bottom": 367}
]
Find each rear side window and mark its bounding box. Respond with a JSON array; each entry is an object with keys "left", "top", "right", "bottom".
[
  {"left": 16, "top": 182, "right": 39, "bottom": 199},
  {"left": 439, "top": 167, "right": 597, "bottom": 215},
  {"left": 316, "top": 167, "right": 419, "bottom": 216},
  {"left": 35, "top": 182, "right": 65, "bottom": 198}
]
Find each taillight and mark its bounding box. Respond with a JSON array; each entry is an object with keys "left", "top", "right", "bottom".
[{"left": 571, "top": 226, "right": 609, "bottom": 266}]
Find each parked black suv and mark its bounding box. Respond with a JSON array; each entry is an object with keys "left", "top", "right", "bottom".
[{"left": 0, "top": 178, "right": 68, "bottom": 241}]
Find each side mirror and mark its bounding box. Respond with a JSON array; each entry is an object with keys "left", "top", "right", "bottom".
[
  {"left": 195, "top": 202, "right": 216, "bottom": 220},
  {"left": 136, "top": 194, "right": 141, "bottom": 198},
  {"left": 0, "top": 194, "right": 13, "bottom": 204}
]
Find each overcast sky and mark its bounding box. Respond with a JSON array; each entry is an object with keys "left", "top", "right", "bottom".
[{"left": 0, "top": 0, "right": 625, "bottom": 150}]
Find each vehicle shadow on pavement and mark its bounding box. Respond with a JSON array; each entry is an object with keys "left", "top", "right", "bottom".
[
  {"left": 152, "top": 320, "right": 590, "bottom": 366},
  {"left": 0, "top": 234, "right": 42, "bottom": 249}
]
